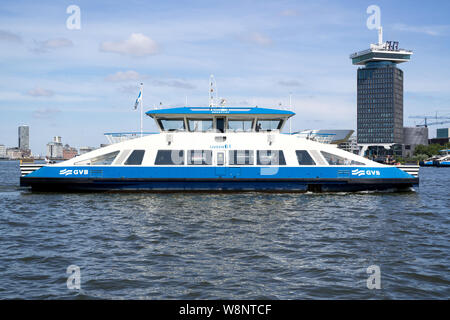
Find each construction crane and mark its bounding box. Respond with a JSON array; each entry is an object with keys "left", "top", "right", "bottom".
[{"left": 409, "top": 115, "right": 450, "bottom": 127}]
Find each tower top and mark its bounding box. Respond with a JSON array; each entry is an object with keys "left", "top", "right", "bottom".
[{"left": 350, "top": 28, "right": 413, "bottom": 65}]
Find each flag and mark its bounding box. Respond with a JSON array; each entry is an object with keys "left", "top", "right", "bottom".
[{"left": 134, "top": 89, "right": 142, "bottom": 110}]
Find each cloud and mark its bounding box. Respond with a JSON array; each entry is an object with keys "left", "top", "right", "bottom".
[
  {"left": 280, "top": 9, "right": 299, "bottom": 17},
  {"left": 152, "top": 79, "right": 195, "bottom": 89},
  {"left": 0, "top": 30, "right": 22, "bottom": 43},
  {"left": 392, "top": 23, "right": 450, "bottom": 36},
  {"left": 242, "top": 32, "right": 273, "bottom": 46},
  {"left": 32, "top": 107, "right": 61, "bottom": 119},
  {"left": 105, "top": 70, "right": 146, "bottom": 82},
  {"left": 32, "top": 38, "right": 73, "bottom": 53},
  {"left": 277, "top": 80, "right": 302, "bottom": 87},
  {"left": 119, "top": 85, "right": 140, "bottom": 93},
  {"left": 27, "top": 87, "right": 54, "bottom": 97},
  {"left": 100, "top": 33, "right": 159, "bottom": 57}
]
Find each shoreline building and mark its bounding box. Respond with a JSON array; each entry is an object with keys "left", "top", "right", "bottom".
[
  {"left": 0, "top": 144, "right": 6, "bottom": 159},
  {"left": 350, "top": 28, "right": 414, "bottom": 158},
  {"left": 63, "top": 144, "right": 78, "bottom": 160},
  {"left": 46, "top": 136, "right": 63, "bottom": 160},
  {"left": 18, "top": 125, "right": 30, "bottom": 157}
]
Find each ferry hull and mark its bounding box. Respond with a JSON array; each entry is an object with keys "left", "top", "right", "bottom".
[{"left": 20, "top": 177, "right": 418, "bottom": 192}]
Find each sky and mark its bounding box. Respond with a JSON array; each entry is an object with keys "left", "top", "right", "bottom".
[{"left": 0, "top": 0, "right": 450, "bottom": 155}]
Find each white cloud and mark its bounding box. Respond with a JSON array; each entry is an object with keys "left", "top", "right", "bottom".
[
  {"left": 277, "top": 80, "right": 301, "bottom": 87},
  {"left": 243, "top": 32, "right": 273, "bottom": 46},
  {"left": 0, "top": 30, "right": 22, "bottom": 43},
  {"left": 393, "top": 23, "right": 450, "bottom": 36},
  {"left": 280, "top": 9, "right": 299, "bottom": 17},
  {"left": 105, "top": 70, "right": 146, "bottom": 82},
  {"left": 100, "top": 33, "right": 159, "bottom": 57},
  {"left": 32, "top": 107, "right": 61, "bottom": 119},
  {"left": 152, "top": 79, "right": 195, "bottom": 90},
  {"left": 27, "top": 87, "right": 54, "bottom": 97},
  {"left": 31, "top": 38, "right": 73, "bottom": 53}
]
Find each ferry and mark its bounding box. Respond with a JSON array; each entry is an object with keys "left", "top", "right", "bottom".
[
  {"left": 20, "top": 106, "right": 419, "bottom": 192},
  {"left": 420, "top": 149, "right": 450, "bottom": 167}
]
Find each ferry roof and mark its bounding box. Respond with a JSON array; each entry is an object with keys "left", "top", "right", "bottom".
[{"left": 146, "top": 106, "right": 295, "bottom": 117}]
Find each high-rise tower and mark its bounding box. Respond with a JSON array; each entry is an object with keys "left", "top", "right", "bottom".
[
  {"left": 18, "top": 125, "right": 29, "bottom": 151},
  {"left": 350, "top": 28, "right": 412, "bottom": 149}
]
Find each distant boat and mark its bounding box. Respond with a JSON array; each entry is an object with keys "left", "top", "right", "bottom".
[{"left": 420, "top": 149, "right": 450, "bottom": 167}]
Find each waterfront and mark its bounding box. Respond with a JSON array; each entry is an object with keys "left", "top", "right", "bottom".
[{"left": 0, "top": 160, "right": 448, "bottom": 299}]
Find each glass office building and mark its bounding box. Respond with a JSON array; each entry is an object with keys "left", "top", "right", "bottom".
[
  {"left": 357, "top": 61, "right": 404, "bottom": 144},
  {"left": 350, "top": 35, "right": 412, "bottom": 147},
  {"left": 18, "top": 125, "right": 29, "bottom": 151}
]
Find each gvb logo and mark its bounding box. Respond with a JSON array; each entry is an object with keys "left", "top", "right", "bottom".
[
  {"left": 366, "top": 265, "right": 381, "bottom": 289},
  {"left": 66, "top": 265, "right": 81, "bottom": 290}
]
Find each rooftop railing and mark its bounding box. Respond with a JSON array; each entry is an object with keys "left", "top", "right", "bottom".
[{"left": 104, "top": 132, "right": 157, "bottom": 144}]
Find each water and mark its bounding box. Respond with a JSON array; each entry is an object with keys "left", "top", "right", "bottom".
[{"left": 0, "top": 160, "right": 448, "bottom": 299}]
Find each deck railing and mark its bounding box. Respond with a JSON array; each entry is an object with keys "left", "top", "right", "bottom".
[{"left": 104, "top": 132, "right": 157, "bottom": 144}]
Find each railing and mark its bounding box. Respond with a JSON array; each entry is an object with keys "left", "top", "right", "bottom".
[
  {"left": 104, "top": 132, "right": 158, "bottom": 144},
  {"left": 20, "top": 163, "right": 45, "bottom": 177},
  {"left": 396, "top": 165, "right": 419, "bottom": 178},
  {"left": 290, "top": 132, "right": 336, "bottom": 144}
]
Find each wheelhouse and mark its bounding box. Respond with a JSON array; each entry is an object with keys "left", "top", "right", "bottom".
[{"left": 146, "top": 107, "right": 294, "bottom": 133}]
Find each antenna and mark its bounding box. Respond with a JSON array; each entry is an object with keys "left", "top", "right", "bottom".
[{"left": 378, "top": 26, "right": 383, "bottom": 46}]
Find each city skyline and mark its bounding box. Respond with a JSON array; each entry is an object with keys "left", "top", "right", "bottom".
[{"left": 1, "top": 0, "right": 450, "bottom": 154}]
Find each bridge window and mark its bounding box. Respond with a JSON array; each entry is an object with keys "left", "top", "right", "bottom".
[
  {"left": 216, "top": 117, "right": 225, "bottom": 133},
  {"left": 75, "top": 151, "right": 119, "bottom": 166},
  {"left": 257, "top": 150, "right": 286, "bottom": 165},
  {"left": 321, "top": 151, "right": 365, "bottom": 166},
  {"left": 124, "top": 150, "right": 145, "bottom": 165},
  {"left": 229, "top": 150, "right": 254, "bottom": 165},
  {"left": 155, "top": 150, "right": 184, "bottom": 165},
  {"left": 296, "top": 150, "right": 316, "bottom": 165},
  {"left": 227, "top": 119, "right": 253, "bottom": 132},
  {"left": 255, "top": 119, "right": 283, "bottom": 132},
  {"left": 188, "top": 119, "right": 213, "bottom": 132},
  {"left": 158, "top": 118, "right": 185, "bottom": 132},
  {"left": 187, "top": 150, "right": 212, "bottom": 165}
]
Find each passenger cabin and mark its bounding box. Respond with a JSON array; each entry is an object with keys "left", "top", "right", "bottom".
[{"left": 146, "top": 107, "right": 295, "bottom": 133}]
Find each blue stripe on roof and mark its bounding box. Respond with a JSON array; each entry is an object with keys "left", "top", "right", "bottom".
[{"left": 146, "top": 107, "right": 295, "bottom": 116}]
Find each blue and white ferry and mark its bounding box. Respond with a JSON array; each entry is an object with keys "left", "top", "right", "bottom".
[{"left": 20, "top": 106, "right": 419, "bottom": 192}]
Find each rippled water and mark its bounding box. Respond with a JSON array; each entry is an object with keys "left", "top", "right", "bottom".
[{"left": 0, "top": 160, "right": 448, "bottom": 299}]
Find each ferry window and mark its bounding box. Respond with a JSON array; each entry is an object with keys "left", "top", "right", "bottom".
[
  {"left": 257, "top": 150, "right": 286, "bottom": 165},
  {"left": 187, "top": 150, "right": 212, "bottom": 165},
  {"left": 75, "top": 151, "right": 119, "bottom": 165},
  {"left": 321, "top": 151, "right": 365, "bottom": 166},
  {"left": 229, "top": 150, "right": 254, "bottom": 165},
  {"left": 124, "top": 150, "right": 145, "bottom": 165},
  {"left": 296, "top": 150, "right": 316, "bottom": 165},
  {"left": 188, "top": 119, "right": 213, "bottom": 132},
  {"left": 216, "top": 117, "right": 225, "bottom": 133},
  {"left": 227, "top": 119, "right": 253, "bottom": 132},
  {"left": 155, "top": 150, "right": 184, "bottom": 165},
  {"left": 217, "top": 152, "right": 225, "bottom": 166},
  {"left": 255, "top": 119, "right": 282, "bottom": 132},
  {"left": 158, "top": 118, "right": 185, "bottom": 132}
]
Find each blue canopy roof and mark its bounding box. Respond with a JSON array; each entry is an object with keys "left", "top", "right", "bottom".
[{"left": 146, "top": 106, "right": 295, "bottom": 117}]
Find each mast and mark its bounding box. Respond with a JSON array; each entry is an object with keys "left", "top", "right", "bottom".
[
  {"left": 289, "top": 93, "right": 292, "bottom": 134},
  {"left": 209, "top": 75, "right": 217, "bottom": 109},
  {"left": 140, "top": 82, "right": 143, "bottom": 137}
]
